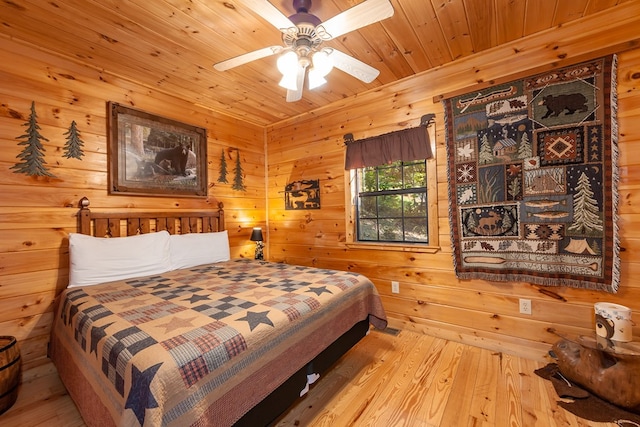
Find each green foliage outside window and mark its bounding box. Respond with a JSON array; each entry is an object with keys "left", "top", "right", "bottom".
[{"left": 356, "top": 160, "right": 428, "bottom": 243}]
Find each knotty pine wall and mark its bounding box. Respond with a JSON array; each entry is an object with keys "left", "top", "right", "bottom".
[
  {"left": 0, "top": 39, "right": 267, "bottom": 376},
  {"left": 266, "top": 11, "right": 640, "bottom": 361}
]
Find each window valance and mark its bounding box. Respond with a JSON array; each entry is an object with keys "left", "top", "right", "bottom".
[{"left": 344, "top": 115, "right": 434, "bottom": 170}]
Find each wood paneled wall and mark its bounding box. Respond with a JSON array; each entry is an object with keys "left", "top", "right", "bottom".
[
  {"left": 0, "top": 39, "right": 267, "bottom": 374},
  {"left": 266, "top": 10, "right": 640, "bottom": 361}
]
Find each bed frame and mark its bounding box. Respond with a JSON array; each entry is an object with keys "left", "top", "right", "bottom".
[
  {"left": 71, "top": 197, "right": 369, "bottom": 426},
  {"left": 77, "top": 196, "right": 225, "bottom": 237}
]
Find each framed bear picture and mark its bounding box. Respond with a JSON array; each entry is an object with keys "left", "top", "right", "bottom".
[{"left": 107, "top": 102, "right": 208, "bottom": 197}]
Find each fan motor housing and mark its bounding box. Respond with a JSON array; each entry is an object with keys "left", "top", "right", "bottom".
[
  {"left": 282, "top": 23, "right": 323, "bottom": 56},
  {"left": 289, "top": 11, "right": 321, "bottom": 27}
]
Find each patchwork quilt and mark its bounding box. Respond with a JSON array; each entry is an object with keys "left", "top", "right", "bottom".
[{"left": 50, "top": 259, "right": 387, "bottom": 426}]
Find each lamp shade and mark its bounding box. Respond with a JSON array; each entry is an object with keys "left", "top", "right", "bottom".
[
  {"left": 307, "top": 69, "right": 327, "bottom": 89},
  {"left": 278, "top": 72, "right": 298, "bottom": 91},
  {"left": 312, "top": 50, "right": 333, "bottom": 76},
  {"left": 277, "top": 51, "right": 298, "bottom": 75},
  {"left": 250, "top": 227, "right": 264, "bottom": 241}
]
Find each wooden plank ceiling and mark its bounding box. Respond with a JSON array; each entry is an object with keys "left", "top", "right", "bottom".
[{"left": 0, "top": 0, "right": 629, "bottom": 126}]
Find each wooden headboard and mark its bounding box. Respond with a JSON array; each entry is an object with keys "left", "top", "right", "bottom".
[{"left": 77, "top": 197, "right": 225, "bottom": 237}]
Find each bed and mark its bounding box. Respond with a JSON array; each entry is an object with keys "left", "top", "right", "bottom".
[{"left": 49, "top": 197, "right": 387, "bottom": 427}]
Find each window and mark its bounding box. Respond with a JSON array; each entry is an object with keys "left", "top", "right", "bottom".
[
  {"left": 344, "top": 121, "right": 439, "bottom": 252},
  {"left": 355, "top": 160, "right": 428, "bottom": 243}
]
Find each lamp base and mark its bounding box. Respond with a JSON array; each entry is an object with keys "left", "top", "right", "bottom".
[{"left": 254, "top": 241, "right": 264, "bottom": 260}]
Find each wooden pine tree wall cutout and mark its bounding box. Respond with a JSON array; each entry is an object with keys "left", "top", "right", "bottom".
[
  {"left": 11, "top": 101, "right": 56, "bottom": 177},
  {"left": 218, "top": 148, "right": 228, "bottom": 183},
  {"left": 62, "top": 120, "right": 85, "bottom": 160},
  {"left": 232, "top": 149, "right": 246, "bottom": 191}
]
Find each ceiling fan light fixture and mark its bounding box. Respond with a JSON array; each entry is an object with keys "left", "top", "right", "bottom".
[
  {"left": 277, "top": 51, "right": 299, "bottom": 75},
  {"left": 279, "top": 71, "right": 299, "bottom": 91},
  {"left": 312, "top": 50, "right": 333, "bottom": 76},
  {"left": 307, "top": 69, "right": 327, "bottom": 90},
  {"left": 214, "top": 0, "right": 394, "bottom": 101}
]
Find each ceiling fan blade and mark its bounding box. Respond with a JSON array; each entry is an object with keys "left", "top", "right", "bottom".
[
  {"left": 318, "top": 0, "right": 394, "bottom": 40},
  {"left": 329, "top": 49, "right": 380, "bottom": 83},
  {"left": 240, "top": 0, "right": 296, "bottom": 32},
  {"left": 286, "top": 64, "right": 306, "bottom": 102},
  {"left": 214, "top": 46, "right": 282, "bottom": 71}
]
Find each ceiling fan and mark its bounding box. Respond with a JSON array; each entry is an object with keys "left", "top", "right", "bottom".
[{"left": 213, "top": 0, "right": 394, "bottom": 102}]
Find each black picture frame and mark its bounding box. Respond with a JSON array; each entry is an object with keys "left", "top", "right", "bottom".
[{"left": 108, "top": 102, "right": 207, "bottom": 197}]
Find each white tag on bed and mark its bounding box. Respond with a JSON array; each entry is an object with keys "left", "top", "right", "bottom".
[
  {"left": 307, "top": 373, "right": 320, "bottom": 385},
  {"left": 299, "top": 373, "right": 320, "bottom": 397}
]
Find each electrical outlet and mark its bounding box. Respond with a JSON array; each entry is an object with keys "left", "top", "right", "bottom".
[
  {"left": 391, "top": 281, "right": 400, "bottom": 294},
  {"left": 519, "top": 298, "right": 532, "bottom": 315}
]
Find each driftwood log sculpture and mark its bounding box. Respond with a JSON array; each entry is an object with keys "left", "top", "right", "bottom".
[{"left": 553, "top": 338, "right": 640, "bottom": 414}]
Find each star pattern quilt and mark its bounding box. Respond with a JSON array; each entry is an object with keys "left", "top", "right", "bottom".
[{"left": 50, "top": 259, "right": 387, "bottom": 426}]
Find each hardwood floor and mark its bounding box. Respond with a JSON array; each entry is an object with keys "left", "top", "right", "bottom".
[{"left": 0, "top": 329, "right": 615, "bottom": 427}]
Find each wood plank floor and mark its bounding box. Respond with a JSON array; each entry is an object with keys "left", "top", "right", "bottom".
[{"left": 0, "top": 329, "right": 615, "bottom": 427}]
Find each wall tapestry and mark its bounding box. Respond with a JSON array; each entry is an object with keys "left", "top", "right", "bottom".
[
  {"left": 443, "top": 55, "right": 620, "bottom": 292},
  {"left": 285, "top": 180, "right": 321, "bottom": 210}
]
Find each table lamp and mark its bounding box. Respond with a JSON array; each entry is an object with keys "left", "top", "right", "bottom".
[{"left": 250, "top": 227, "right": 264, "bottom": 260}]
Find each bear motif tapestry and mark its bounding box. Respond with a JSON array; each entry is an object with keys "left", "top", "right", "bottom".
[{"left": 443, "top": 55, "right": 620, "bottom": 292}]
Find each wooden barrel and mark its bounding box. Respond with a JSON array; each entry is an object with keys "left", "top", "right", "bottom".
[{"left": 0, "top": 336, "right": 20, "bottom": 415}]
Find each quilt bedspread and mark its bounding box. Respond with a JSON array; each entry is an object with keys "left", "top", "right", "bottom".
[{"left": 50, "top": 259, "right": 387, "bottom": 427}]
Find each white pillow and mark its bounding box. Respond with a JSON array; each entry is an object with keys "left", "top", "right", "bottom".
[
  {"left": 169, "top": 230, "right": 230, "bottom": 270},
  {"left": 68, "top": 231, "right": 172, "bottom": 288}
]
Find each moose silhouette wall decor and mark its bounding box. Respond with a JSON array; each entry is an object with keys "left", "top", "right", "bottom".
[{"left": 284, "top": 180, "right": 320, "bottom": 210}]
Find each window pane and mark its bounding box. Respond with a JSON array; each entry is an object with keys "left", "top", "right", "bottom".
[
  {"left": 354, "top": 156, "right": 431, "bottom": 245},
  {"left": 404, "top": 218, "right": 428, "bottom": 242},
  {"left": 377, "top": 163, "right": 403, "bottom": 190},
  {"left": 358, "top": 219, "right": 378, "bottom": 240},
  {"left": 380, "top": 219, "right": 403, "bottom": 241},
  {"left": 361, "top": 168, "right": 378, "bottom": 192},
  {"left": 358, "top": 195, "right": 377, "bottom": 218},
  {"left": 403, "top": 161, "right": 426, "bottom": 189},
  {"left": 403, "top": 192, "right": 427, "bottom": 216},
  {"left": 378, "top": 195, "right": 401, "bottom": 218}
]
